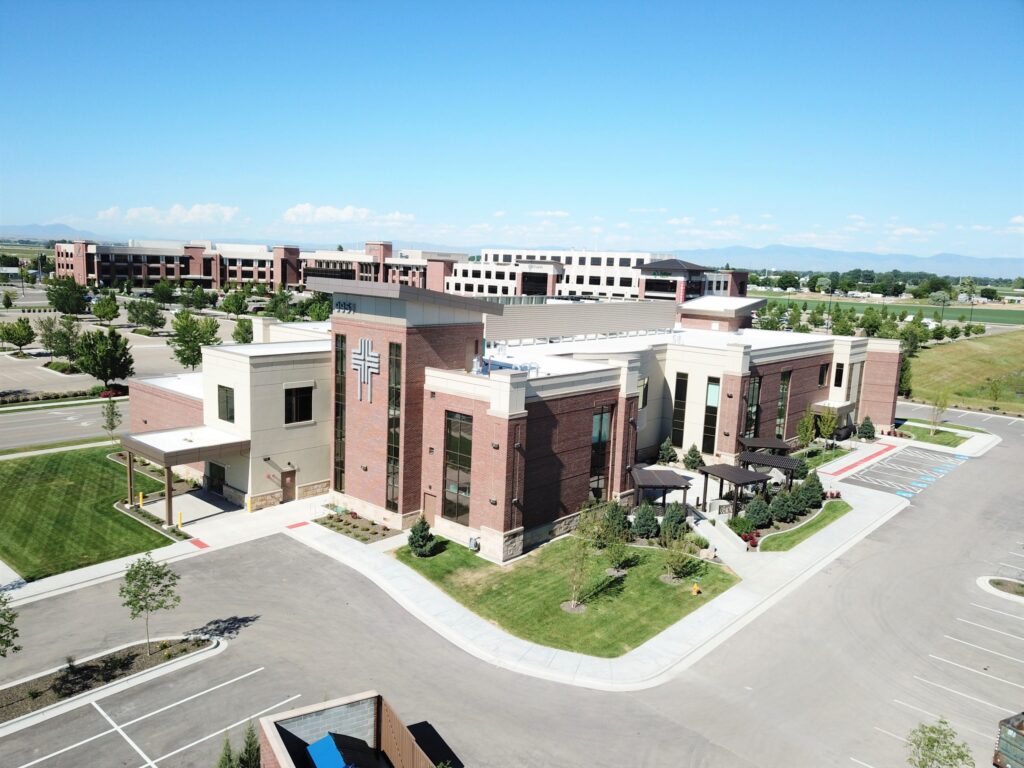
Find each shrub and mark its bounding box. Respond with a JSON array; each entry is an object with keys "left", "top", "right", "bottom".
[
  {"left": 728, "top": 516, "right": 755, "bottom": 535},
  {"left": 858, "top": 415, "right": 876, "bottom": 439},
  {"left": 660, "top": 501, "right": 687, "bottom": 542},
  {"left": 684, "top": 532, "right": 709, "bottom": 550},
  {"left": 657, "top": 437, "right": 677, "bottom": 464},
  {"left": 800, "top": 472, "right": 824, "bottom": 509},
  {"left": 789, "top": 486, "right": 809, "bottom": 516},
  {"left": 793, "top": 457, "right": 809, "bottom": 480},
  {"left": 770, "top": 492, "right": 797, "bottom": 523},
  {"left": 744, "top": 497, "right": 772, "bottom": 529},
  {"left": 407, "top": 516, "right": 435, "bottom": 557},
  {"left": 666, "top": 545, "right": 706, "bottom": 580},
  {"left": 599, "top": 503, "right": 631, "bottom": 546},
  {"left": 683, "top": 444, "right": 705, "bottom": 471},
  {"left": 632, "top": 503, "right": 660, "bottom": 539},
  {"left": 604, "top": 540, "right": 632, "bottom": 570}
]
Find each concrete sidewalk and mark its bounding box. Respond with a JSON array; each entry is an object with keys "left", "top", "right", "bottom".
[{"left": 284, "top": 480, "right": 907, "bottom": 691}]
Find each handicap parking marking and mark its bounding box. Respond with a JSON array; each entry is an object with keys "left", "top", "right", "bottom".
[
  {"left": 896, "top": 490, "right": 915, "bottom": 498},
  {"left": 916, "top": 476, "right": 936, "bottom": 483},
  {"left": 844, "top": 446, "right": 969, "bottom": 498}
]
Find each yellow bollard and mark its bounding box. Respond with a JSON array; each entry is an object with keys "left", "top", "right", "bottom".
[
  {"left": 138, "top": 492, "right": 144, "bottom": 507},
  {"left": 247, "top": 497, "right": 253, "bottom": 513},
  {"left": 178, "top": 510, "right": 183, "bottom": 528},
  {"left": 691, "top": 582, "right": 701, "bottom": 596}
]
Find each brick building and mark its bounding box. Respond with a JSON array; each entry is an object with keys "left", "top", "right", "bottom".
[{"left": 122, "top": 283, "right": 900, "bottom": 562}]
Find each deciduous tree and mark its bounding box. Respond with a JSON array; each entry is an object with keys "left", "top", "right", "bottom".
[
  {"left": 75, "top": 327, "right": 134, "bottom": 387},
  {"left": 46, "top": 277, "right": 88, "bottom": 314},
  {"left": 0, "top": 592, "right": 21, "bottom": 658},
  {"left": 817, "top": 408, "right": 838, "bottom": 450},
  {"left": 169, "top": 311, "right": 221, "bottom": 370},
  {"left": 4, "top": 317, "right": 35, "bottom": 353},
  {"left": 118, "top": 554, "right": 181, "bottom": 655},
  {"left": 103, "top": 397, "right": 122, "bottom": 444},
  {"left": 232, "top": 318, "right": 253, "bottom": 344},
  {"left": 91, "top": 294, "right": 120, "bottom": 325},
  {"left": 220, "top": 290, "right": 247, "bottom": 319},
  {"left": 905, "top": 718, "right": 973, "bottom": 768}
]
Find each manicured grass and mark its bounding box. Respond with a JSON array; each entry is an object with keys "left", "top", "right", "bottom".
[
  {"left": 900, "top": 418, "right": 989, "bottom": 434},
  {"left": 895, "top": 423, "right": 966, "bottom": 447},
  {"left": 911, "top": 329, "right": 1024, "bottom": 414},
  {"left": 759, "top": 500, "right": 852, "bottom": 552},
  {"left": 0, "top": 436, "right": 111, "bottom": 456},
  {"left": 396, "top": 537, "right": 739, "bottom": 657},
  {"left": 991, "top": 579, "right": 1024, "bottom": 598},
  {"left": 0, "top": 447, "right": 169, "bottom": 581},
  {"left": 797, "top": 446, "right": 851, "bottom": 470},
  {"left": 762, "top": 297, "right": 1024, "bottom": 325}
]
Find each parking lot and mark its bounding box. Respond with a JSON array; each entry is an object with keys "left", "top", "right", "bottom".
[{"left": 844, "top": 445, "right": 969, "bottom": 498}]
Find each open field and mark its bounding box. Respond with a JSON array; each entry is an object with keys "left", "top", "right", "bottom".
[
  {"left": 759, "top": 296, "right": 1024, "bottom": 325},
  {"left": 909, "top": 328, "right": 1024, "bottom": 414},
  {"left": 0, "top": 447, "right": 168, "bottom": 580},
  {"left": 396, "top": 536, "right": 739, "bottom": 657},
  {"left": 759, "top": 500, "right": 852, "bottom": 552}
]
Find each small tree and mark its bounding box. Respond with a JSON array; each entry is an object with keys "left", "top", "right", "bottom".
[
  {"left": 566, "top": 509, "right": 597, "bottom": 608},
  {"left": 666, "top": 542, "right": 705, "bottom": 580},
  {"left": 683, "top": 444, "right": 705, "bottom": 471},
  {"left": 52, "top": 315, "right": 80, "bottom": 361},
  {"left": 102, "top": 397, "right": 122, "bottom": 444},
  {"left": 770, "top": 491, "right": 797, "bottom": 524},
  {"left": 858, "top": 415, "right": 876, "bottom": 440},
  {"left": 600, "top": 503, "right": 631, "bottom": 545},
  {"left": 604, "top": 539, "right": 631, "bottom": 571},
  {"left": 905, "top": 718, "right": 973, "bottom": 768},
  {"left": 744, "top": 497, "right": 772, "bottom": 528},
  {"left": 46, "top": 276, "right": 88, "bottom": 314},
  {"left": 793, "top": 456, "right": 809, "bottom": 480},
  {"left": 220, "top": 290, "right": 248, "bottom": 319},
  {"left": 232, "top": 318, "right": 253, "bottom": 344},
  {"left": 657, "top": 437, "right": 677, "bottom": 464},
  {"left": 984, "top": 377, "right": 1004, "bottom": 408},
  {"left": 169, "top": 310, "right": 221, "bottom": 370},
  {"left": 800, "top": 472, "right": 824, "bottom": 509},
  {"left": 5, "top": 317, "right": 35, "bottom": 353},
  {"left": 407, "top": 516, "right": 434, "bottom": 557},
  {"left": 1, "top": 290, "right": 12, "bottom": 309},
  {"left": 0, "top": 591, "right": 21, "bottom": 658},
  {"left": 660, "top": 502, "right": 687, "bottom": 542},
  {"left": 35, "top": 314, "right": 59, "bottom": 357},
  {"left": 817, "top": 408, "right": 838, "bottom": 450},
  {"left": 216, "top": 735, "right": 235, "bottom": 768},
  {"left": 797, "top": 411, "right": 817, "bottom": 448},
  {"left": 237, "top": 721, "right": 260, "bottom": 768},
  {"left": 127, "top": 299, "right": 165, "bottom": 331},
  {"left": 151, "top": 279, "right": 175, "bottom": 307},
  {"left": 118, "top": 553, "right": 181, "bottom": 655},
  {"left": 929, "top": 389, "right": 949, "bottom": 435},
  {"left": 75, "top": 327, "right": 134, "bottom": 387},
  {"left": 92, "top": 294, "right": 120, "bottom": 325},
  {"left": 632, "top": 503, "right": 660, "bottom": 540}
]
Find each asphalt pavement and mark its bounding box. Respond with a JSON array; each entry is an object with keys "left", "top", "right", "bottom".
[{"left": 0, "top": 402, "right": 130, "bottom": 449}]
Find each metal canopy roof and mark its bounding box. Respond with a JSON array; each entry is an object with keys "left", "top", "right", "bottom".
[
  {"left": 698, "top": 463, "right": 772, "bottom": 486},
  {"left": 631, "top": 466, "right": 692, "bottom": 490},
  {"left": 737, "top": 436, "right": 793, "bottom": 452},
  {"left": 737, "top": 451, "right": 801, "bottom": 471}
]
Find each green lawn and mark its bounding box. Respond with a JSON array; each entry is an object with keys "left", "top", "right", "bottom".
[
  {"left": 900, "top": 418, "right": 989, "bottom": 434},
  {"left": 895, "top": 423, "right": 966, "bottom": 447},
  {"left": 396, "top": 537, "right": 739, "bottom": 657},
  {"left": 760, "top": 297, "right": 1024, "bottom": 326},
  {"left": 796, "top": 446, "right": 851, "bottom": 470},
  {"left": 0, "top": 437, "right": 111, "bottom": 457},
  {"left": 0, "top": 447, "right": 169, "bottom": 581},
  {"left": 759, "top": 500, "right": 852, "bottom": 552},
  {"left": 911, "top": 329, "right": 1024, "bottom": 414}
]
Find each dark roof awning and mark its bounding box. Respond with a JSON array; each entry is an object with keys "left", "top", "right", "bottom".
[
  {"left": 639, "top": 258, "right": 710, "bottom": 273},
  {"left": 738, "top": 451, "right": 801, "bottom": 471},
  {"left": 737, "top": 436, "right": 793, "bottom": 453},
  {"left": 698, "top": 463, "right": 772, "bottom": 486},
  {"left": 631, "top": 466, "right": 691, "bottom": 490}
]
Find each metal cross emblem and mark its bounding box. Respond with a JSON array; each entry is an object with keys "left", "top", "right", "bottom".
[{"left": 352, "top": 337, "right": 381, "bottom": 402}]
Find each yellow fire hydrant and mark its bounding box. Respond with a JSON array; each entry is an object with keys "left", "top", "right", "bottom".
[{"left": 691, "top": 582, "right": 702, "bottom": 596}]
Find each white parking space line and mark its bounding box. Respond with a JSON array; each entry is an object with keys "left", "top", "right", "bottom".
[
  {"left": 984, "top": 415, "right": 996, "bottom": 422},
  {"left": 850, "top": 758, "right": 877, "bottom": 768},
  {"left": 927, "top": 655, "right": 1024, "bottom": 690},
  {"left": 146, "top": 693, "right": 301, "bottom": 765},
  {"left": 892, "top": 699, "right": 994, "bottom": 740},
  {"left": 998, "top": 562, "right": 1024, "bottom": 573},
  {"left": 913, "top": 675, "right": 1016, "bottom": 713},
  {"left": 92, "top": 702, "right": 157, "bottom": 768},
  {"left": 120, "top": 667, "right": 265, "bottom": 727},
  {"left": 957, "top": 618, "right": 1024, "bottom": 642},
  {"left": 873, "top": 726, "right": 907, "bottom": 742},
  {"left": 1007, "top": 552, "right": 1024, "bottom": 559},
  {"left": 969, "top": 602, "right": 1024, "bottom": 622},
  {"left": 14, "top": 726, "right": 115, "bottom": 768},
  {"left": 944, "top": 636, "right": 1024, "bottom": 666}
]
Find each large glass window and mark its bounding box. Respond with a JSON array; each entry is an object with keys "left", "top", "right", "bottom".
[
  {"left": 834, "top": 362, "right": 845, "bottom": 388},
  {"left": 284, "top": 386, "right": 312, "bottom": 424},
  {"left": 743, "top": 376, "right": 761, "bottom": 438},
  {"left": 442, "top": 411, "right": 472, "bottom": 525},
  {"left": 702, "top": 378, "right": 720, "bottom": 454},
  {"left": 385, "top": 343, "right": 402, "bottom": 511},
  {"left": 217, "top": 385, "right": 234, "bottom": 423},
  {"left": 590, "top": 405, "right": 613, "bottom": 502},
  {"left": 775, "top": 371, "right": 791, "bottom": 439},
  {"left": 637, "top": 377, "right": 648, "bottom": 410},
  {"left": 818, "top": 363, "right": 829, "bottom": 387},
  {"left": 671, "top": 373, "right": 688, "bottom": 446},
  {"left": 333, "top": 335, "right": 346, "bottom": 492}
]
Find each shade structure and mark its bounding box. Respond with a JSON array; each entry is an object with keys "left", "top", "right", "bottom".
[
  {"left": 697, "top": 463, "right": 772, "bottom": 514},
  {"left": 631, "top": 465, "right": 691, "bottom": 508},
  {"left": 737, "top": 450, "right": 802, "bottom": 489},
  {"left": 737, "top": 436, "right": 793, "bottom": 453}
]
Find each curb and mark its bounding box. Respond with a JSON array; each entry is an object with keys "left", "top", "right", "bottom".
[
  {"left": 0, "top": 635, "right": 224, "bottom": 738},
  {"left": 976, "top": 576, "right": 1024, "bottom": 606}
]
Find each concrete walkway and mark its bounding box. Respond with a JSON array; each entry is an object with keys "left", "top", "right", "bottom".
[{"left": 283, "top": 480, "right": 908, "bottom": 692}]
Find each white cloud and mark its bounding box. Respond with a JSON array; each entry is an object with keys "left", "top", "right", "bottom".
[
  {"left": 467, "top": 222, "right": 492, "bottom": 232},
  {"left": 377, "top": 211, "right": 415, "bottom": 223},
  {"left": 615, "top": 222, "right": 630, "bottom": 230},
  {"left": 591, "top": 216, "right": 604, "bottom": 222},
  {"left": 96, "top": 206, "right": 121, "bottom": 221},
  {"left": 847, "top": 214, "right": 866, "bottom": 222},
  {"left": 527, "top": 210, "right": 570, "bottom": 218},
  {"left": 590, "top": 226, "right": 603, "bottom": 234},
  {"left": 759, "top": 213, "right": 774, "bottom": 220},
  {"left": 890, "top": 226, "right": 923, "bottom": 236},
  {"left": 1011, "top": 214, "right": 1024, "bottom": 225},
  {"left": 666, "top": 216, "right": 695, "bottom": 226},
  {"left": 493, "top": 210, "right": 506, "bottom": 218},
  {"left": 282, "top": 203, "right": 414, "bottom": 226},
  {"left": 104, "top": 203, "right": 241, "bottom": 226},
  {"left": 970, "top": 224, "right": 992, "bottom": 232},
  {"left": 628, "top": 207, "right": 666, "bottom": 214},
  {"left": 711, "top": 214, "right": 741, "bottom": 227}
]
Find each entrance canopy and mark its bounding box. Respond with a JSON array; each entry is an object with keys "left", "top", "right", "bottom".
[
  {"left": 737, "top": 436, "right": 793, "bottom": 454},
  {"left": 697, "top": 463, "right": 772, "bottom": 513},
  {"left": 811, "top": 399, "right": 855, "bottom": 417},
  {"left": 631, "top": 465, "right": 691, "bottom": 508}
]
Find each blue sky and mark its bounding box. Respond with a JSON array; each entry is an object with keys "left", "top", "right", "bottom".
[{"left": 2, "top": 0, "right": 1022, "bottom": 259}]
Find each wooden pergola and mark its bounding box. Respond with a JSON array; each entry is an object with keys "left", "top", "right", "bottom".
[
  {"left": 631, "top": 466, "right": 691, "bottom": 509},
  {"left": 737, "top": 436, "right": 793, "bottom": 455},
  {"left": 698, "top": 463, "right": 772, "bottom": 514},
  {"left": 737, "top": 451, "right": 802, "bottom": 490}
]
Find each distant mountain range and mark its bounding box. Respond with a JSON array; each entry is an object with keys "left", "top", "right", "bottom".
[{"left": 2, "top": 224, "right": 1020, "bottom": 279}]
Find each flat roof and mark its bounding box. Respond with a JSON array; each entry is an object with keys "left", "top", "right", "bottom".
[
  {"left": 304, "top": 278, "right": 504, "bottom": 315},
  {"left": 122, "top": 425, "right": 250, "bottom": 466},
  {"left": 212, "top": 340, "right": 331, "bottom": 358},
  {"left": 631, "top": 466, "right": 692, "bottom": 489},
  {"left": 737, "top": 436, "right": 793, "bottom": 452},
  {"left": 136, "top": 373, "right": 204, "bottom": 400},
  {"left": 681, "top": 296, "right": 765, "bottom": 312}
]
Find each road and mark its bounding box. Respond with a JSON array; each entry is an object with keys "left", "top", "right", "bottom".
[
  {"left": 0, "top": 402, "right": 130, "bottom": 449},
  {"left": 0, "top": 404, "right": 1020, "bottom": 767}
]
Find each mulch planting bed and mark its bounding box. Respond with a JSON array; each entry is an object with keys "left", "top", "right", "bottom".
[
  {"left": 0, "top": 637, "right": 211, "bottom": 724},
  {"left": 317, "top": 506, "right": 402, "bottom": 544}
]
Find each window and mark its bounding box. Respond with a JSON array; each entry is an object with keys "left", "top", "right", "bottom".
[
  {"left": 834, "top": 362, "right": 845, "bottom": 388},
  {"left": 217, "top": 385, "right": 234, "bottom": 423},
  {"left": 605, "top": 257, "right": 613, "bottom": 267},
  {"left": 471, "top": 270, "right": 481, "bottom": 278},
  {"left": 702, "top": 378, "right": 720, "bottom": 454},
  {"left": 333, "top": 336, "right": 346, "bottom": 491},
  {"left": 590, "top": 257, "right": 600, "bottom": 266},
  {"left": 818, "top": 363, "right": 829, "bottom": 387},
  {"left": 775, "top": 371, "right": 791, "bottom": 439},
  {"left": 638, "top": 377, "right": 648, "bottom": 410},
  {"left": 744, "top": 376, "right": 761, "bottom": 438},
  {"left": 284, "top": 386, "right": 313, "bottom": 424},
  {"left": 619, "top": 257, "right": 631, "bottom": 267},
  {"left": 590, "top": 405, "right": 613, "bottom": 501},
  {"left": 589, "top": 276, "right": 601, "bottom": 285},
  {"left": 671, "top": 373, "right": 688, "bottom": 446},
  {"left": 576, "top": 275, "right": 584, "bottom": 284},
  {"left": 565, "top": 257, "right": 573, "bottom": 265},
  {"left": 605, "top": 276, "right": 614, "bottom": 286},
  {"left": 386, "top": 343, "right": 402, "bottom": 511},
  {"left": 496, "top": 271, "right": 505, "bottom": 279},
  {"left": 443, "top": 411, "right": 472, "bottom": 525},
  {"left": 487, "top": 285, "right": 497, "bottom": 294},
  {"left": 503, "top": 255, "right": 511, "bottom": 263},
  {"left": 620, "top": 277, "right": 633, "bottom": 288}
]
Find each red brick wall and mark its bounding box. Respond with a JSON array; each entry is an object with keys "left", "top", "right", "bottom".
[
  {"left": 717, "top": 374, "right": 745, "bottom": 456},
  {"left": 128, "top": 379, "right": 204, "bottom": 472},
  {"left": 744, "top": 352, "right": 834, "bottom": 442},
  {"left": 860, "top": 349, "right": 900, "bottom": 428},
  {"left": 425, "top": 261, "right": 453, "bottom": 293},
  {"left": 273, "top": 246, "right": 300, "bottom": 288},
  {"left": 521, "top": 387, "right": 621, "bottom": 528},
  {"left": 677, "top": 315, "right": 747, "bottom": 331}
]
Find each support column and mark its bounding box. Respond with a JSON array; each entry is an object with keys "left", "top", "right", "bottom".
[
  {"left": 126, "top": 451, "right": 135, "bottom": 507},
  {"left": 702, "top": 473, "right": 709, "bottom": 512},
  {"left": 164, "top": 466, "right": 173, "bottom": 526}
]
